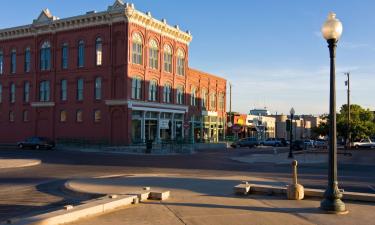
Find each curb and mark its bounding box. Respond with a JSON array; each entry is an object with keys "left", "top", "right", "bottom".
[{"left": 235, "top": 184, "right": 375, "bottom": 202}]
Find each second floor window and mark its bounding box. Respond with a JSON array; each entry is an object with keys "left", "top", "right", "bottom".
[
  {"left": 219, "top": 93, "right": 225, "bottom": 111},
  {"left": 61, "top": 79, "right": 67, "bottom": 101},
  {"left": 39, "top": 80, "right": 50, "bottom": 102},
  {"left": 163, "top": 45, "right": 172, "bottom": 73},
  {"left": 23, "top": 81, "right": 30, "bottom": 103},
  {"left": 148, "top": 80, "right": 157, "bottom": 101},
  {"left": 210, "top": 93, "right": 216, "bottom": 110},
  {"left": 163, "top": 83, "right": 172, "bottom": 103},
  {"left": 0, "top": 83, "right": 2, "bottom": 103},
  {"left": 132, "top": 33, "right": 143, "bottom": 65},
  {"left": 95, "top": 77, "right": 102, "bottom": 100},
  {"left": 177, "top": 49, "right": 185, "bottom": 76},
  {"left": 131, "top": 76, "right": 142, "bottom": 100},
  {"left": 176, "top": 86, "right": 184, "bottom": 104},
  {"left": 96, "top": 37, "right": 102, "bottom": 66},
  {"left": 0, "top": 50, "right": 3, "bottom": 75},
  {"left": 78, "top": 40, "right": 85, "bottom": 68},
  {"left": 191, "top": 87, "right": 197, "bottom": 106},
  {"left": 201, "top": 89, "right": 207, "bottom": 110},
  {"left": 40, "top": 41, "right": 51, "bottom": 71},
  {"left": 62, "top": 43, "right": 68, "bottom": 69},
  {"left": 9, "top": 82, "right": 15, "bottom": 103},
  {"left": 11, "top": 49, "right": 16, "bottom": 74},
  {"left": 149, "top": 40, "right": 158, "bottom": 69},
  {"left": 77, "top": 78, "right": 84, "bottom": 101},
  {"left": 24, "top": 48, "right": 31, "bottom": 72}
]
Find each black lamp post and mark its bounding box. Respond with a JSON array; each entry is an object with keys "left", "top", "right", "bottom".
[
  {"left": 288, "top": 107, "right": 295, "bottom": 158},
  {"left": 320, "top": 12, "right": 347, "bottom": 214}
]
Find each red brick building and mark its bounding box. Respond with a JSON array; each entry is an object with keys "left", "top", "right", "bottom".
[{"left": 0, "top": 1, "right": 226, "bottom": 145}]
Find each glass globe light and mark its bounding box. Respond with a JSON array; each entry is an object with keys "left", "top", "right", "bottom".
[{"left": 321, "top": 12, "right": 343, "bottom": 41}]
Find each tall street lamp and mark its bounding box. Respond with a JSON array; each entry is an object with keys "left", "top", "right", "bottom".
[
  {"left": 320, "top": 12, "right": 347, "bottom": 214},
  {"left": 288, "top": 107, "right": 295, "bottom": 158}
]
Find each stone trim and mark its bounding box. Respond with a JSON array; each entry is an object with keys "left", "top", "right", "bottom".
[{"left": 31, "top": 102, "right": 55, "bottom": 107}]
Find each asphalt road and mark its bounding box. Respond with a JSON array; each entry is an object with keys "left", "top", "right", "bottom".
[{"left": 0, "top": 146, "right": 374, "bottom": 222}]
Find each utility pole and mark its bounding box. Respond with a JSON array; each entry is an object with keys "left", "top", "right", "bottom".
[
  {"left": 345, "top": 72, "right": 351, "bottom": 149},
  {"left": 229, "top": 82, "right": 232, "bottom": 134}
]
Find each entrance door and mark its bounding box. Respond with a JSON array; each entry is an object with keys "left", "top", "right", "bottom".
[{"left": 145, "top": 120, "right": 157, "bottom": 141}]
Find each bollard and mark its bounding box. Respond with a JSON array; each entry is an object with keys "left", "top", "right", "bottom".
[{"left": 287, "top": 160, "right": 304, "bottom": 200}]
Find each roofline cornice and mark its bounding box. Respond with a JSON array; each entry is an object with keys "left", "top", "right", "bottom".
[{"left": 0, "top": 2, "right": 192, "bottom": 45}]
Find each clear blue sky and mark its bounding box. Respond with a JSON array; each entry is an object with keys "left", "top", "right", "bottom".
[{"left": 1, "top": 0, "right": 374, "bottom": 115}]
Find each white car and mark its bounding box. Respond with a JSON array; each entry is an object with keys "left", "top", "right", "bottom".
[{"left": 352, "top": 139, "right": 375, "bottom": 149}]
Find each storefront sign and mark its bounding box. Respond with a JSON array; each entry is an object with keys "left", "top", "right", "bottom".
[{"left": 160, "top": 119, "right": 170, "bottom": 129}]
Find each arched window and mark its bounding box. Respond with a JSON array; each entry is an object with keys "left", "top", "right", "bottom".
[
  {"left": 176, "top": 86, "right": 184, "bottom": 104},
  {"left": 191, "top": 87, "right": 198, "bottom": 106},
  {"left": 23, "top": 110, "right": 29, "bottom": 122},
  {"left": 201, "top": 89, "right": 208, "bottom": 110},
  {"left": 9, "top": 111, "right": 15, "bottom": 122},
  {"left": 39, "top": 80, "right": 50, "bottom": 102},
  {"left": 24, "top": 47, "right": 31, "bottom": 72},
  {"left": 219, "top": 92, "right": 225, "bottom": 111},
  {"left": 62, "top": 43, "right": 68, "bottom": 69},
  {"left": 177, "top": 49, "right": 185, "bottom": 76},
  {"left": 148, "top": 79, "right": 158, "bottom": 101},
  {"left": 132, "top": 33, "right": 143, "bottom": 65},
  {"left": 23, "top": 81, "right": 30, "bottom": 103},
  {"left": 76, "top": 110, "right": 83, "bottom": 122},
  {"left": 163, "top": 83, "right": 172, "bottom": 103},
  {"left": 9, "top": 82, "right": 15, "bottom": 103},
  {"left": 210, "top": 93, "right": 216, "bottom": 110},
  {"left": 77, "top": 78, "right": 84, "bottom": 101},
  {"left": 95, "top": 77, "right": 102, "bottom": 100},
  {"left": 40, "top": 41, "right": 51, "bottom": 71},
  {"left": 78, "top": 40, "right": 85, "bottom": 67},
  {"left": 95, "top": 37, "right": 103, "bottom": 66},
  {"left": 11, "top": 49, "right": 16, "bottom": 74},
  {"left": 163, "top": 45, "right": 172, "bottom": 73},
  {"left": 131, "top": 76, "right": 142, "bottom": 100},
  {"left": 149, "top": 39, "right": 158, "bottom": 69},
  {"left": 94, "top": 110, "right": 101, "bottom": 123},
  {"left": 0, "top": 50, "right": 3, "bottom": 74},
  {"left": 60, "top": 110, "right": 67, "bottom": 122}
]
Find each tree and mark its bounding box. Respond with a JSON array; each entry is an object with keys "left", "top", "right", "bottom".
[{"left": 311, "top": 104, "right": 375, "bottom": 140}]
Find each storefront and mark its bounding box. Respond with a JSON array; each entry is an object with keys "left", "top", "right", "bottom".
[
  {"left": 129, "top": 101, "right": 188, "bottom": 143},
  {"left": 201, "top": 111, "right": 223, "bottom": 143}
]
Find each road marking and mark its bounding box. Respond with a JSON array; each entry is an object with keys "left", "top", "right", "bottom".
[{"left": 368, "top": 185, "right": 375, "bottom": 192}]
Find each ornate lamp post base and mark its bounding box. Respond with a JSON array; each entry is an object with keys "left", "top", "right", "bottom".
[{"left": 320, "top": 187, "right": 348, "bottom": 214}]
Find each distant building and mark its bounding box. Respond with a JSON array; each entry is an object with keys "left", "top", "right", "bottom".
[{"left": 249, "top": 108, "right": 270, "bottom": 116}]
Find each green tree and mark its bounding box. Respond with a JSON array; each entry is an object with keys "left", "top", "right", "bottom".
[{"left": 311, "top": 104, "right": 375, "bottom": 140}]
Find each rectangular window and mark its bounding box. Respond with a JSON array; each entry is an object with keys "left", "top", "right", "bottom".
[
  {"left": 132, "top": 43, "right": 143, "bottom": 65},
  {"left": 164, "top": 53, "right": 172, "bottom": 73},
  {"left": 24, "top": 82, "right": 30, "bottom": 103},
  {"left": 62, "top": 44, "right": 68, "bottom": 69},
  {"left": 61, "top": 79, "right": 67, "bottom": 101},
  {"left": 0, "top": 84, "right": 2, "bottom": 103},
  {"left": 95, "top": 77, "right": 102, "bottom": 100},
  {"left": 11, "top": 50, "right": 16, "bottom": 74},
  {"left": 0, "top": 51, "right": 3, "bottom": 75},
  {"left": 76, "top": 110, "right": 83, "bottom": 122},
  {"left": 96, "top": 38, "right": 102, "bottom": 66},
  {"left": 77, "top": 78, "right": 84, "bottom": 101},
  {"left": 94, "top": 110, "right": 101, "bottom": 123},
  {"left": 40, "top": 44, "right": 51, "bottom": 71},
  {"left": 39, "top": 81, "right": 50, "bottom": 102},
  {"left": 60, "top": 110, "right": 67, "bottom": 122},
  {"left": 78, "top": 41, "right": 85, "bottom": 68},
  {"left": 10, "top": 83, "right": 15, "bottom": 103},
  {"left": 24, "top": 48, "right": 31, "bottom": 72},
  {"left": 177, "top": 58, "right": 185, "bottom": 75},
  {"left": 23, "top": 110, "right": 29, "bottom": 122},
  {"left": 149, "top": 48, "right": 158, "bottom": 69}
]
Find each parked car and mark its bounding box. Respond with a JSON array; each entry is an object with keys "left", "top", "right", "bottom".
[
  {"left": 314, "top": 139, "right": 328, "bottom": 149},
  {"left": 279, "top": 138, "right": 288, "bottom": 147},
  {"left": 352, "top": 139, "right": 375, "bottom": 149},
  {"left": 262, "top": 138, "right": 283, "bottom": 147},
  {"left": 231, "top": 137, "right": 259, "bottom": 148},
  {"left": 303, "top": 140, "right": 314, "bottom": 148},
  {"left": 292, "top": 140, "right": 305, "bottom": 151},
  {"left": 17, "top": 137, "right": 55, "bottom": 150}
]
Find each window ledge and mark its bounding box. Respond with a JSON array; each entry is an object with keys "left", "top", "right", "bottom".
[{"left": 31, "top": 102, "right": 55, "bottom": 107}]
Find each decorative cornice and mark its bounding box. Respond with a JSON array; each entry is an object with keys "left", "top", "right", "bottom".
[{"left": 0, "top": 1, "right": 193, "bottom": 45}]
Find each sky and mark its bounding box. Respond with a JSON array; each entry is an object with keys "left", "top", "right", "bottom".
[{"left": 0, "top": 0, "right": 374, "bottom": 115}]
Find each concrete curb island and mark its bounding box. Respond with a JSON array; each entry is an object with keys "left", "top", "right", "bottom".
[{"left": 0, "top": 158, "right": 41, "bottom": 169}]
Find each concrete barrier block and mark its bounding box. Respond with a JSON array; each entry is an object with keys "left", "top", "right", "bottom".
[
  {"left": 102, "top": 195, "right": 136, "bottom": 212},
  {"left": 150, "top": 191, "right": 170, "bottom": 200},
  {"left": 234, "top": 184, "right": 251, "bottom": 195}
]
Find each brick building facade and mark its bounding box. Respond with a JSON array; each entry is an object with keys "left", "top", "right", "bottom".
[{"left": 0, "top": 1, "right": 226, "bottom": 145}]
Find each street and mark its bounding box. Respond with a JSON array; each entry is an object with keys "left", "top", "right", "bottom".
[{"left": 0, "top": 146, "right": 374, "bottom": 223}]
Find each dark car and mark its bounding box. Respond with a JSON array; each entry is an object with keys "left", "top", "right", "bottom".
[
  {"left": 17, "top": 137, "right": 55, "bottom": 150},
  {"left": 231, "top": 137, "right": 259, "bottom": 148},
  {"left": 291, "top": 140, "right": 305, "bottom": 151}
]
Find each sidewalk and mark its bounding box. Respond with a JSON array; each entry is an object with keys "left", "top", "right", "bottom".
[
  {"left": 64, "top": 174, "right": 375, "bottom": 225},
  {"left": 0, "top": 158, "right": 41, "bottom": 169}
]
